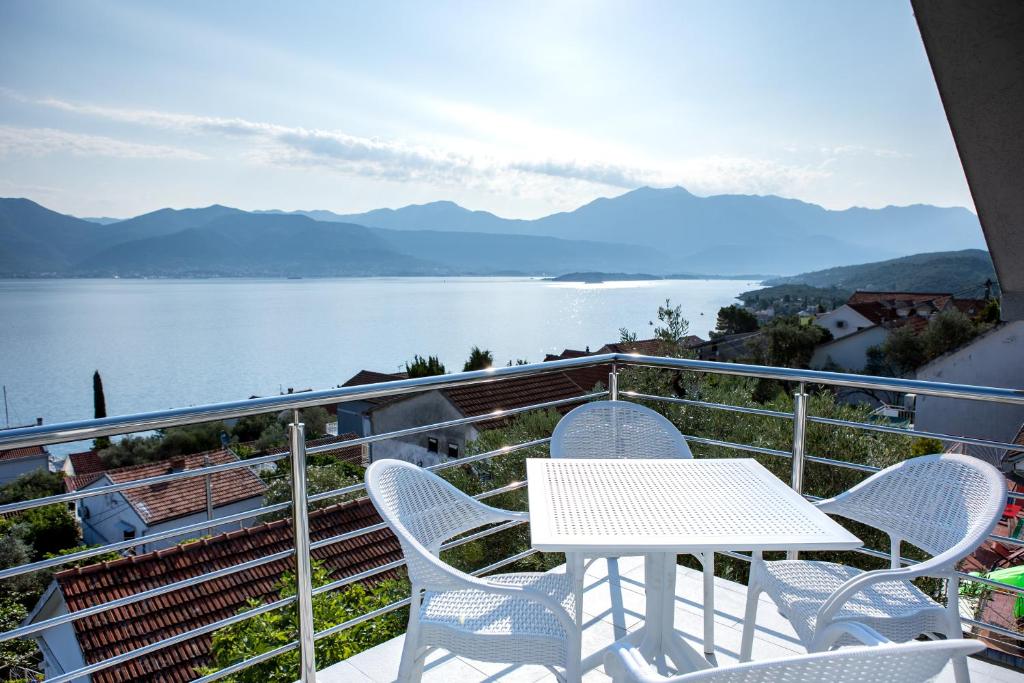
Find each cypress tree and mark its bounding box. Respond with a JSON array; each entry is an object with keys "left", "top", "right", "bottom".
[{"left": 93, "top": 371, "right": 111, "bottom": 450}]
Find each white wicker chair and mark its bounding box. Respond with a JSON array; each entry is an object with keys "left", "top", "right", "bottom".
[
  {"left": 365, "top": 459, "right": 582, "bottom": 683},
  {"left": 550, "top": 400, "right": 716, "bottom": 652},
  {"left": 739, "top": 453, "right": 1006, "bottom": 683},
  {"left": 605, "top": 639, "right": 984, "bottom": 683}
]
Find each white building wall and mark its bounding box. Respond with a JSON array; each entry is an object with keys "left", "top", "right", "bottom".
[
  {"left": 370, "top": 391, "right": 478, "bottom": 465},
  {"left": 79, "top": 485, "right": 146, "bottom": 548},
  {"left": 31, "top": 588, "right": 87, "bottom": 681},
  {"left": 915, "top": 321, "right": 1024, "bottom": 447},
  {"left": 815, "top": 305, "right": 875, "bottom": 340},
  {"left": 0, "top": 454, "right": 50, "bottom": 485},
  {"left": 810, "top": 325, "right": 890, "bottom": 372}
]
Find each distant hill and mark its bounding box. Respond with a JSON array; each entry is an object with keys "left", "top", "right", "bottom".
[
  {"left": 0, "top": 189, "right": 988, "bottom": 277},
  {"left": 80, "top": 216, "right": 122, "bottom": 225},
  {"left": 0, "top": 199, "right": 665, "bottom": 277},
  {"left": 325, "top": 186, "right": 983, "bottom": 274},
  {"left": 765, "top": 249, "right": 998, "bottom": 297}
]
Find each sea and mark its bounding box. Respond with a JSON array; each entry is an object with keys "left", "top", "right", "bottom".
[{"left": 0, "top": 277, "right": 759, "bottom": 455}]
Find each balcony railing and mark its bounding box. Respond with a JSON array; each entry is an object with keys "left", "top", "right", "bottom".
[{"left": 1, "top": 353, "right": 1023, "bottom": 682}]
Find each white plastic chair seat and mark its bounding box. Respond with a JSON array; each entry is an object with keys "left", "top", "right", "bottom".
[
  {"left": 420, "top": 572, "right": 575, "bottom": 666},
  {"left": 760, "top": 560, "right": 946, "bottom": 646}
]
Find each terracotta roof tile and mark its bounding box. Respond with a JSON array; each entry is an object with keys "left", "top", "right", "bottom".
[
  {"left": 0, "top": 444, "right": 47, "bottom": 462},
  {"left": 68, "top": 450, "right": 107, "bottom": 476},
  {"left": 263, "top": 433, "right": 365, "bottom": 466},
  {"left": 86, "top": 450, "right": 267, "bottom": 525},
  {"left": 443, "top": 372, "right": 589, "bottom": 430},
  {"left": 55, "top": 497, "right": 402, "bottom": 683}
]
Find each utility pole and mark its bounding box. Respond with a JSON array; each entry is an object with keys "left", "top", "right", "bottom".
[{"left": 2, "top": 385, "right": 8, "bottom": 428}]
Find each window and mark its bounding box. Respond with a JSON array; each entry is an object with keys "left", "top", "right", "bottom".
[
  {"left": 835, "top": 320, "right": 846, "bottom": 329},
  {"left": 447, "top": 443, "right": 460, "bottom": 459},
  {"left": 123, "top": 529, "right": 136, "bottom": 541},
  {"left": 427, "top": 437, "right": 439, "bottom": 453}
]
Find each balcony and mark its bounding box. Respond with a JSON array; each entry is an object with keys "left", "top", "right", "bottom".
[{"left": 1, "top": 353, "right": 1024, "bottom": 682}]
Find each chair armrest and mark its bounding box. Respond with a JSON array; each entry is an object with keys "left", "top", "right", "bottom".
[{"left": 815, "top": 558, "right": 954, "bottom": 629}]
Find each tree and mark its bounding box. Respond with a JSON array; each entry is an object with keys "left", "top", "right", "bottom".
[
  {"left": 202, "top": 562, "right": 407, "bottom": 682},
  {"left": 921, "top": 309, "right": 979, "bottom": 360},
  {"left": 295, "top": 406, "right": 331, "bottom": 440},
  {"left": 93, "top": 370, "right": 111, "bottom": 450},
  {"left": 0, "top": 469, "right": 64, "bottom": 505},
  {"left": 875, "top": 325, "right": 925, "bottom": 376},
  {"left": 463, "top": 346, "right": 494, "bottom": 372},
  {"left": 261, "top": 461, "right": 364, "bottom": 519},
  {"left": 405, "top": 355, "right": 446, "bottom": 378},
  {"left": 747, "top": 316, "right": 831, "bottom": 369},
  {"left": 713, "top": 305, "right": 758, "bottom": 338},
  {"left": 16, "top": 505, "right": 81, "bottom": 560},
  {"left": 0, "top": 596, "right": 39, "bottom": 675}
]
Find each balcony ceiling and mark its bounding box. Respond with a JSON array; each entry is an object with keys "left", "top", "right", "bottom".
[{"left": 913, "top": 0, "right": 1024, "bottom": 320}]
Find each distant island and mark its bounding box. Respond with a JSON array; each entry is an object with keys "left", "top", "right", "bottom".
[
  {"left": 548, "top": 271, "right": 772, "bottom": 283},
  {"left": 545, "top": 272, "right": 663, "bottom": 283}
]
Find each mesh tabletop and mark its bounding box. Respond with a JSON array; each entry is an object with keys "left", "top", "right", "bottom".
[{"left": 527, "top": 458, "right": 861, "bottom": 554}]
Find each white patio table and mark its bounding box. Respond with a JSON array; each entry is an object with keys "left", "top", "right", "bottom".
[{"left": 527, "top": 458, "right": 862, "bottom": 675}]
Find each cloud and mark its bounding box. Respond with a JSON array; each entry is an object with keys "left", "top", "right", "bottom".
[
  {"left": 0, "top": 125, "right": 207, "bottom": 160},
  {"left": 2, "top": 90, "right": 832, "bottom": 198}
]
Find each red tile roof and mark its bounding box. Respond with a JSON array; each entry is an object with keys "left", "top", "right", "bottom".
[
  {"left": 68, "top": 450, "right": 106, "bottom": 476},
  {"left": 54, "top": 497, "right": 402, "bottom": 683},
  {"left": 84, "top": 450, "right": 267, "bottom": 525},
  {"left": 342, "top": 370, "right": 410, "bottom": 406},
  {"left": 444, "top": 372, "right": 589, "bottom": 430},
  {"left": 847, "top": 291, "right": 954, "bottom": 306},
  {"left": 263, "top": 433, "right": 365, "bottom": 466},
  {"left": 0, "top": 444, "right": 47, "bottom": 462}
]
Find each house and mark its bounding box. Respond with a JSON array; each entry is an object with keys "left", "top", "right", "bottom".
[
  {"left": 810, "top": 291, "right": 989, "bottom": 372},
  {"left": 367, "top": 370, "right": 596, "bottom": 466},
  {"left": 913, "top": 321, "right": 1024, "bottom": 456},
  {"left": 337, "top": 369, "right": 408, "bottom": 437},
  {"left": 0, "top": 444, "right": 51, "bottom": 485},
  {"left": 25, "top": 496, "right": 402, "bottom": 683},
  {"left": 63, "top": 449, "right": 106, "bottom": 478},
  {"left": 74, "top": 449, "right": 267, "bottom": 553}
]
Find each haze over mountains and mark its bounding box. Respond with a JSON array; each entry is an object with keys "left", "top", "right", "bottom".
[{"left": 1, "top": 186, "right": 984, "bottom": 278}]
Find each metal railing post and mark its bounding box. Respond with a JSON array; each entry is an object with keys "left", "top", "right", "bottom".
[
  {"left": 609, "top": 364, "right": 619, "bottom": 400},
  {"left": 788, "top": 384, "right": 808, "bottom": 560},
  {"left": 289, "top": 411, "right": 317, "bottom": 682}
]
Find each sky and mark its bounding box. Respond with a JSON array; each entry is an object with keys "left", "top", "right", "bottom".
[{"left": 0, "top": 0, "right": 974, "bottom": 219}]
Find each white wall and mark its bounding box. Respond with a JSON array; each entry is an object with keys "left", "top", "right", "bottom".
[
  {"left": 815, "top": 305, "right": 875, "bottom": 340},
  {"left": 915, "top": 321, "right": 1024, "bottom": 447},
  {"left": 31, "top": 587, "right": 87, "bottom": 681},
  {"left": 369, "top": 391, "right": 478, "bottom": 464},
  {"left": 0, "top": 454, "right": 49, "bottom": 485},
  {"left": 79, "top": 484, "right": 147, "bottom": 548},
  {"left": 810, "top": 325, "right": 889, "bottom": 372}
]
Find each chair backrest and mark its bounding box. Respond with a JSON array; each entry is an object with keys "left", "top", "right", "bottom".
[
  {"left": 365, "top": 459, "right": 499, "bottom": 587},
  {"left": 550, "top": 400, "right": 692, "bottom": 460},
  {"left": 820, "top": 453, "right": 1006, "bottom": 560},
  {"left": 668, "top": 640, "right": 983, "bottom": 683}
]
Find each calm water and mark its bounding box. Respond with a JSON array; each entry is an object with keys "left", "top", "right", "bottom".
[{"left": 0, "top": 277, "right": 757, "bottom": 451}]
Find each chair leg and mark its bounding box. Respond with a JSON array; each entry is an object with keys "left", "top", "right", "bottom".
[
  {"left": 398, "top": 586, "right": 424, "bottom": 683},
  {"left": 567, "top": 552, "right": 585, "bottom": 627},
  {"left": 564, "top": 630, "right": 583, "bottom": 683},
  {"left": 739, "top": 553, "right": 763, "bottom": 662},
  {"left": 701, "top": 552, "right": 715, "bottom": 655},
  {"left": 944, "top": 579, "right": 970, "bottom": 683}
]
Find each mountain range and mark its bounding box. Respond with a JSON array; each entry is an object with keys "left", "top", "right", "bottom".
[{"left": 0, "top": 186, "right": 985, "bottom": 277}]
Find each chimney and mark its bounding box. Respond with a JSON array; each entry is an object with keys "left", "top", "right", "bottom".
[{"left": 169, "top": 455, "right": 187, "bottom": 472}]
